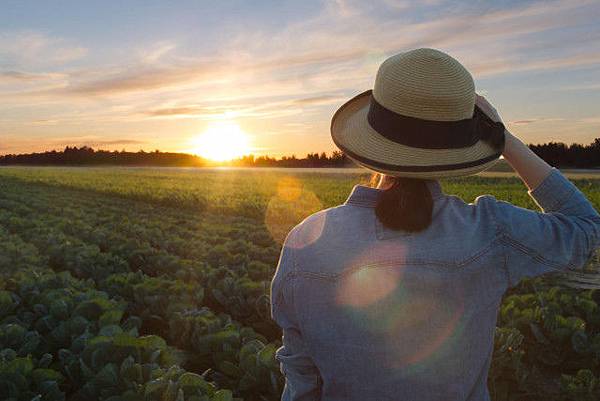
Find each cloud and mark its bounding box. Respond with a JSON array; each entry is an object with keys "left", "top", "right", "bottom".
[
  {"left": 472, "top": 52, "right": 600, "bottom": 77},
  {"left": 145, "top": 106, "right": 208, "bottom": 117},
  {"left": 0, "top": 70, "right": 61, "bottom": 81},
  {"left": 139, "top": 41, "right": 178, "bottom": 64},
  {"left": 61, "top": 62, "right": 220, "bottom": 96},
  {"left": 329, "top": 0, "right": 358, "bottom": 17},
  {"left": 207, "top": 0, "right": 598, "bottom": 88},
  {"left": 509, "top": 118, "right": 566, "bottom": 125},
  {"left": 510, "top": 119, "right": 538, "bottom": 125},
  {"left": 141, "top": 101, "right": 303, "bottom": 121},
  {"left": 7, "top": 0, "right": 600, "bottom": 103},
  {"left": 0, "top": 31, "right": 87, "bottom": 67},
  {"left": 29, "top": 119, "right": 60, "bottom": 126},
  {"left": 579, "top": 117, "right": 600, "bottom": 124},
  {"left": 36, "top": 135, "right": 145, "bottom": 146},
  {"left": 140, "top": 93, "right": 346, "bottom": 121},
  {"left": 556, "top": 82, "right": 600, "bottom": 91},
  {"left": 292, "top": 95, "right": 347, "bottom": 105},
  {"left": 53, "top": 48, "right": 367, "bottom": 98},
  {"left": 81, "top": 139, "right": 146, "bottom": 147}
]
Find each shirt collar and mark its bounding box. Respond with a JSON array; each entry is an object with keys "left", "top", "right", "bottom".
[{"left": 344, "top": 180, "right": 443, "bottom": 207}]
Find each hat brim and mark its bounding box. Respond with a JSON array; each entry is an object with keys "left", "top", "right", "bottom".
[{"left": 331, "top": 91, "right": 502, "bottom": 178}]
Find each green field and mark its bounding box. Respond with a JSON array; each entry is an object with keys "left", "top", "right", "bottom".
[{"left": 1, "top": 166, "right": 600, "bottom": 401}]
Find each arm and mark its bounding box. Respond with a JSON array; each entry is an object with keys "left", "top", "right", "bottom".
[
  {"left": 475, "top": 95, "right": 600, "bottom": 287},
  {"left": 502, "top": 130, "right": 552, "bottom": 191},
  {"left": 476, "top": 93, "right": 552, "bottom": 191},
  {"left": 489, "top": 167, "right": 600, "bottom": 287},
  {"left": 271, "top": 237, "right": 322, "bottom": 401}
]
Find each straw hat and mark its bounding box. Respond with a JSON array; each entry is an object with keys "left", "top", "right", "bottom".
[{"left": 331, "top": 48, "right": 506, "bottom": 178}]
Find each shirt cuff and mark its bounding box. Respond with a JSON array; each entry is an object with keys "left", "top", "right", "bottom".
[{"left": 528, "top": 167, "right": 576, "bottom": 212}]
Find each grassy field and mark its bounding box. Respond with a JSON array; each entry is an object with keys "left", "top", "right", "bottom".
[{"left": 1, "top": 166, "right": 599, "bottom": 401}]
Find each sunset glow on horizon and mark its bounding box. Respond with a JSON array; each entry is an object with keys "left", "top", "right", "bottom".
[
  {"left": 189, "top": 121, "right": 252, "bottom": 161},
  {"left": 1, "top": 0, "right": 600, "bottom": 157}
]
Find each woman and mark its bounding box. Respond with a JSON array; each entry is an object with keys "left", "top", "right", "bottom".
[{"left": 270, "top": 48, "right": 600, "bottom": 401}]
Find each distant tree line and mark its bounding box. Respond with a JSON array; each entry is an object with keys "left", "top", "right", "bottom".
[
  {"left": 0, "top": 146, "right": 353, "bottom": 168},
  {"left": 529, "top": 138, "right": 600, "bottom": 168},
  {"left": 230, "top": 151, "right": 351, "bottom": 167},
  {"left": 1, "top": 138, "right": 599, "bottom": 168},
  {"left": 0, "top": 146, "right": 207, "bottom": 167}
]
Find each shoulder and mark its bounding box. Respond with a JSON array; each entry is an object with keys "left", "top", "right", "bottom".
[
  {"left": 274, "top": 208, "right": 334, "bottom": 283},
  {"left": 435, "top": 193, "right": 504, "bottom": 235},
  {"left": 464, "top": 193, "right": 535, "bottom": 235},
  {"left": 442, "top": 192, "right": 501, "bottom": 216},
  {"left": 470, "top": 193, "right": 501, "bottom": 212},
  {"left": 284, "top": 206, "right": 343, "bottom": 249}
]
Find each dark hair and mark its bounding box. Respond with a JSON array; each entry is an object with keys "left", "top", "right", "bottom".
[{"left": 374, "top": 175, "right": 433, "bottom": 232}]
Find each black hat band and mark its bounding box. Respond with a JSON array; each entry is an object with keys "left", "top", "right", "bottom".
[{"left": 366, "top": 90, "right": 505, "bottom": 151}]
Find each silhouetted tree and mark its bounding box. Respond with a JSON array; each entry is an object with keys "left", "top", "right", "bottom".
[
  {"left": 0, "top": 146, "right": 206, "bottom": 167},
  {"left": 529, "top": 138, "right": 600, "bottom": 168}
]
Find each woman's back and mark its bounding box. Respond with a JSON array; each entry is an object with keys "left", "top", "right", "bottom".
[
  {"left": 271, "top": 171, "right": 600, "bottom": 401},
  {"left": 271, "top": 48, "right": 600, "bottom": 401}
]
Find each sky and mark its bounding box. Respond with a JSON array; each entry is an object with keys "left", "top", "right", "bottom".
[{"left": 1, "top": 0, "right": 600, "bottom": 158}]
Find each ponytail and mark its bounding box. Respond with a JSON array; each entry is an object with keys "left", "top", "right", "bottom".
[{"left": 374, "top": 176, "right": 433, "bottom": 232}]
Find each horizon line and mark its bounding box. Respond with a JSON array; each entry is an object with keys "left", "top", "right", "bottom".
[{"left": 1, "top": 137, "right": 599, "bottom": 159}]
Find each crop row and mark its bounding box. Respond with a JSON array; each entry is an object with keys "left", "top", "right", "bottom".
[
  {"left": 0, "top": 179, "right": 284, "bottom": 400},
  {"left": 0, "top": 226, "right": 235, "bottom": 401},
  {"left": 0, "top": 179, "right": 278, "bottom": 334}
]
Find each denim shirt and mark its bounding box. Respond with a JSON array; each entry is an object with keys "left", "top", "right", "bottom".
[{"left": 270, "top": 168, "right": 600, "bottom": 401}]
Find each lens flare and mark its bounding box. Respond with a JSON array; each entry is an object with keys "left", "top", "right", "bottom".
[
  {"left": 265, "top": 177, "right": 323, "bottom": 246},
  {"left": 386, "top": 290, "right": 465, "bottom": 371},
  {"left": 337, "top": 242, "right": 408, "bottom": 308},
  {"left": 337, "top": 265, "right": 402, "bottom": 308},
  {"left": 336, "top": 243, "right": 466, "bottom": 375}
]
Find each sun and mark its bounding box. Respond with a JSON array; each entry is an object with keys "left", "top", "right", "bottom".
[{"left": 191, "top": 121, "right": 251, "bottom": 161}]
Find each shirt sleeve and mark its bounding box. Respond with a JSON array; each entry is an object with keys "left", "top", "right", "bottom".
[
  {"left": 478, "top": 168, "right": 600, "bottom": 288},
  {"left": 271, "top": 235, "right": 322, "bottom": 401}
]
